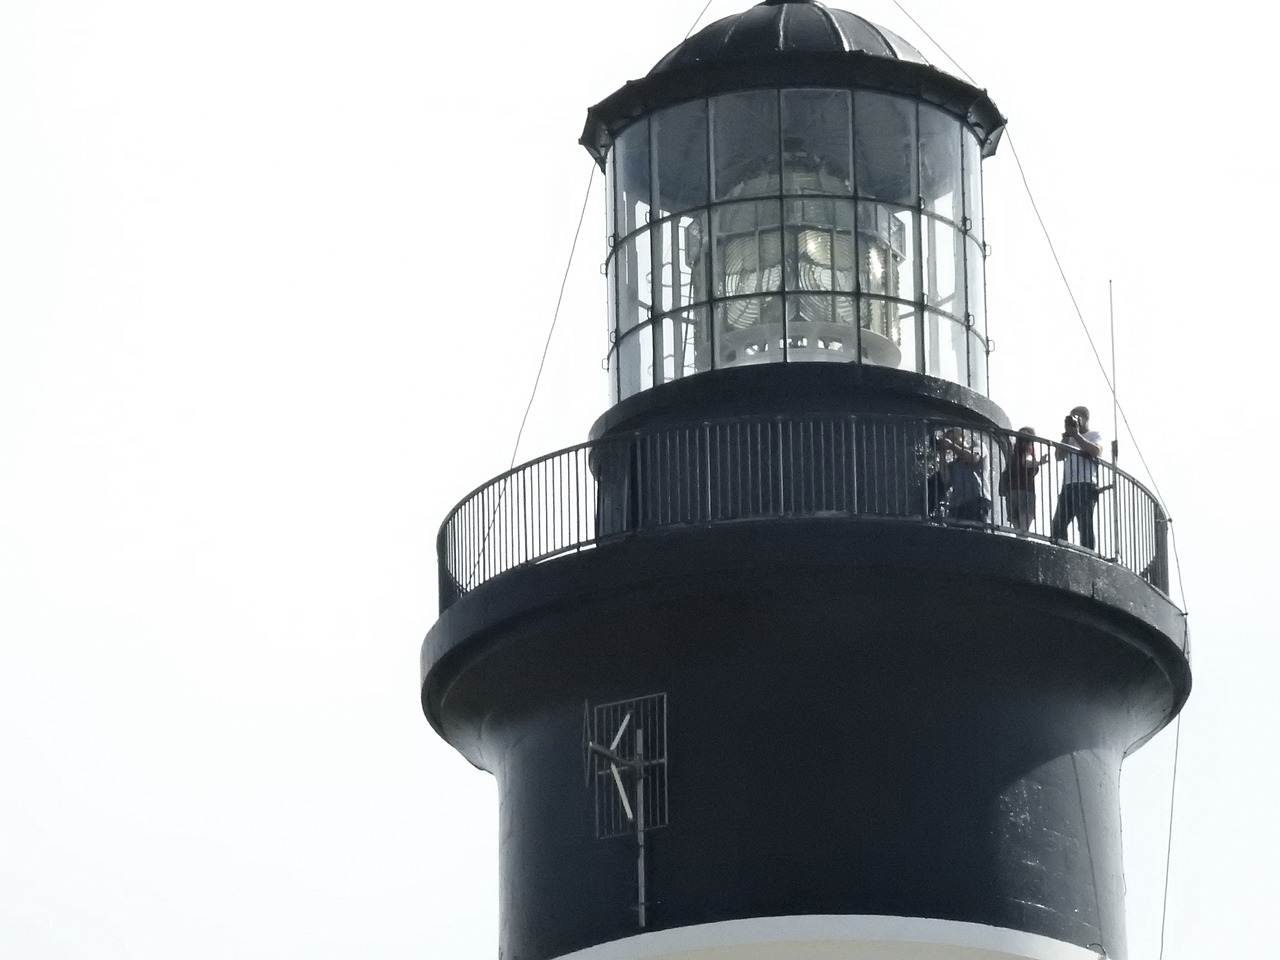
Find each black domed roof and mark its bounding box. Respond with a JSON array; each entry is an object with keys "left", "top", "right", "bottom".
[
  {"left": 650, "top": 0, "right": 929, "bottom": 75},
  {"left": 581, "top": 0, "right": 1005, "bottom": 165}
]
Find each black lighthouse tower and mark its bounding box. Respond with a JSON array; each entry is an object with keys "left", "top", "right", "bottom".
[{"left": 421, "top": 4, "right": 1191, "bottom": 959}]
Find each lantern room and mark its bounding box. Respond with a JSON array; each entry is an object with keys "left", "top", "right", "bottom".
[{"left": 582, "top": 0, "right": 1005, "bottom": 405}]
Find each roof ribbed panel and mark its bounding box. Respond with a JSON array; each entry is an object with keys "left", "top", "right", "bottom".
[{"left": 649, "top": 0, "right": 929, "bottom": 75}]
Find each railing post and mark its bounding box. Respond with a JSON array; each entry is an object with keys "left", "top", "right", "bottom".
[
  {"left": 437, "top": 523, "right": 456, "bottom": 612},
  {"left": 1153, "top": 503, "right": 1171, "bottom": 594}
]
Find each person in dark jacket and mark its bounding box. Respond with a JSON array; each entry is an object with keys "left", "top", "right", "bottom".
[
  {"left": 937, "top": 428, "right": 990, "bottom": 523},
  {"left": 1000, "top": 427, "right": 1049, "bottom": 531}
]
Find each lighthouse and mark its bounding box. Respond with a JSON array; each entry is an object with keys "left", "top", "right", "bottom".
[{"left": 420, "top": 3, "right": 1190, "bottom": 959}]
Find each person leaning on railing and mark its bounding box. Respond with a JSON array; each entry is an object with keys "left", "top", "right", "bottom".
[
  {"left": 936, "top": 428, "right": 991, "bottom": 523},
  {"left": 999, "top": 427, "right": 1050, "bottom": 532},
  {"left": 1050, "top": 406, "right": 1104, "bottom": 549}
]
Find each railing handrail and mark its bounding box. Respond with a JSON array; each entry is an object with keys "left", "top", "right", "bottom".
[{"left": 436, "top": 413, "right": 1174, "bottom": 612}]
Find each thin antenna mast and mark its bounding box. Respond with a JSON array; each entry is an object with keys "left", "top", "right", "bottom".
[{"left": 1109, "top": 280, "right": 1118, "bottom": 465}]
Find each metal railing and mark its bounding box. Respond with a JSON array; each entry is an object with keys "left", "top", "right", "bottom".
[{"left": 437, "top": 414, "right": 1171, "bottom": 611}]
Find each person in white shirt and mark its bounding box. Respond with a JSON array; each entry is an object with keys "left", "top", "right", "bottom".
[{"left": 1050, "top": 405, "right": 1104, "bottom": 549}]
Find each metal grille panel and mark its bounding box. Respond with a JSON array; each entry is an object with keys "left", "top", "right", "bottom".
[{"left": 591, "top": 694, "right": 668, "bottom": 840}]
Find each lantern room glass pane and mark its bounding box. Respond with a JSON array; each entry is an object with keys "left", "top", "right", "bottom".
[
  {"left": 618, "top": 326, "right": 642, "bottom": 400},
  {"left": 614, "top": 119, "right": 651, "bottom": 241},
  {"left": 712, "top": 91, "right": 780, "bottom": 201},
  {"left": 782, "top": 89, "right": 853, "bottom": 188},
  {"left": 963, "top": 129, "right": 983, "bottom": 242},
  {"left": 716, "top": 297, "right": 784, "bottom": 368},
  {"left": 858, "top": 202, "right": 914, "bottom": 367},
  {"left": 857, "top": 296, "right": 909, "bottom": 370},
  {"left": 607, "top": 147, "right": 619, "bottom": 353},
  {"left": 786, "top": 294, "right": 859, "bottom": 362},
  {"left": 919, "top": 105, "right": 962, "bottom": 226},
  {"left": 923, "top": 217, "right": 965, "bottom": 321},
  {"left": 660, "top": 308, "right": 709, "bottom": 381},
  {"left": 895, "top": 301, "right": 919, "bottom": 373},
  {"left": 617, "top": 323, "right": 658, "bottom": 400},
  {"left": 655, "top": 211, "right": 707, "bottom": 316},
  {"left": 966, "top": 235, "right": 986, "bottom": 333},
  {"left": 925, "top": 311, "right": 967, "bottom": 383},
  {"left": 653, "top": 99, "right": 709, "bottom": 216},
  {"left": 713, "top": 201, "right": 784, "bottom": 299},
  {"left": 606, "top": 147, "right": 617, "bottom": 248},
  {"left": 854, "top": 92, "right": 917, "bottom": 205},
  {"left": 783, "top": 198, "right": 856, "bottom": 293},
  {"left": 968, "top": 328, "right": 989, "bottom": 393},
  {"left": 612, "top": 229, "right": 653, "bottom": 334}
]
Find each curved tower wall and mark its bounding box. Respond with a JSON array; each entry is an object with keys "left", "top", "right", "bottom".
[{"left": 421, "top": 5, "right": 1190, "bottom": 960}]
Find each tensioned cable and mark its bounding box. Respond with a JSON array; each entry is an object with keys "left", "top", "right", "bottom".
[
  {"left": 1157, "top": 712, "right": 1184, "bottom": 960},
  {"left": 890, "top": 0, "right": 1175, "bottom": 536},
  {"left": 686, "top": 0, "right": 716, "bottom": 39},
  {"left": 890, "top": 0, "right": 978, "bottom": 84},
  {"left": 1003, "top": 135, "right": 1169, "bottom": 513},
  {"left": 460, "top": 163, "right": 597, "bottom": 590},
  {"left": 888, "top": 5, "right": 1152, "bottom": 481},
  {"left": 507, "top": 163, "right": 598, "bottom": 470},
  {"left": 890, "top": 5, "right": 1192, "bottom": 956},
  {"left": 504, "top": 0, "right": 705, "bottom": 456}
]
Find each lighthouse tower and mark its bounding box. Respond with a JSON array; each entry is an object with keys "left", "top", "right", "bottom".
[{"left": 421, "top": 4, "right": 1190, "bottom": 960}]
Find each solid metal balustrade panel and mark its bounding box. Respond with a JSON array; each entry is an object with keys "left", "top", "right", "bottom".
[{"left": 437, "top": 416, "right": 1172, "bottom": 609}]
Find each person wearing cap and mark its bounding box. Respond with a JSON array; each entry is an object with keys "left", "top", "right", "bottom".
[{"left": 1050, "top": 405, "right": 1103, "bottom": 549}]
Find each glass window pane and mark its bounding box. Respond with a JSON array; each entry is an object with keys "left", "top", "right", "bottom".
[
  {"left": 608, "top": 342, "right": 620, "bottom": 405},
  {"left": 716, "top": 296, "right": 784, "bottom": 368},
  {"left": 858, "top": 202, "right": 912, "bottom": 302},
  {"left": 712, "top": 91, "right": 780, "bottom": 201},
  {"left": 859, "top": 203, "right": 915, "bottom": 367},
  {"left": 661, "top": 308, "right": 709, "bottom": 381},
  {"left": 895, "top": 300, "right": 918, "bottom": 373},
  {"left": 656, "top": 211, "right": 707, "bottom": 315},
  {"left": 919, "top": 105, "right": 962, "bottom": 225},
  {"left": 968, "top": 328, "right": 989, "bottom": 394},
  {"left": 966, "top": 235, "right": 986, "bottom": 336},
  {"left": 854, "top": 92, "right": 917, "bottom": 205},
  {"left": 614, "top": 119, "right": 651, "bottom": 240},
  {"left": 713, "top": 201, "right": 783, "bottom": 300},
  {"left": 618, "top": 327, "right": 643, "bottom": 399},
  {"left": 641, "top": 321, "right": 655, "bottom": 390},
  {"left": 613, "top": 230, "right": 652, "bottom": 334},
  {"left": 923, "top": 216, "right": 964, "bottom": 320},
  {"left": 606, "top": 146, "right": 617, "bottom": 246},
  {"left": 782, "top": 89, "right": 852, "bottom": 189},
  {"left": 786, "top": 293, "right": 859, "bottom": 362},
  {"left": 925, "top": 310, "right": 967, "bottom": 384},
  {"left": 963, "top": 130, "right": 983, "bottom": 243},
  {"left": 653, "top": 100, "right": 709, "bottom": 216},
  {"left": 682, "top": 211, "right": 711, "bottom": 312},
  {"left": 784, "top": 197, "right": 856, "bottom": 292},
  {"left": 859, "top": 297, "right": 908, "bottom": 369}
]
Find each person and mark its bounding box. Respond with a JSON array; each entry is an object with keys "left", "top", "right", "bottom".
[
  {"left": 925, "top": 433, "right": 948, "bottom": 518},
  {"left": 1050, "top": 405, "right": 1104, "bottom": 549},
  {"left": 937, "top": 427, "right": 990, "bottom": 523},
  {"left": 999, "top": 427, "right": 1048, "bottom": 532}
]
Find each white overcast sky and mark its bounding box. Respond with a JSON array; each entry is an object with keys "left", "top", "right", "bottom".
[{"left": 0, "top": 1, "right": 1275, "bottom": 957}]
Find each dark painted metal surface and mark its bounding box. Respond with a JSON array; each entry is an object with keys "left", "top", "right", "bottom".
[
  {"left": 581, "top": 1, "right": 1005, "bottom": 166},
  {"left": 437, "top": 406, "right": 1174, "bottom": 612},
  {"left": 426, "top": 8, "right": 1184, "bottom": 960},
  {"left": 423, "top": 520, "right": 1189, "bottom": 960},
  {"left": 649, "top": 0, "right": 931, "bottom": 74},
  {"left": 589, "top": 365, "right": 1011, "bottom": 440}
]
